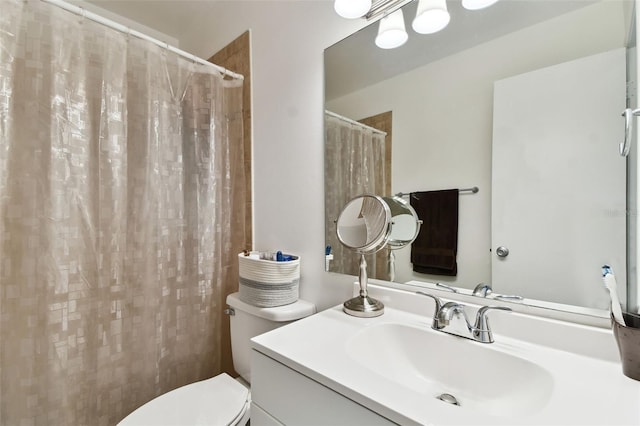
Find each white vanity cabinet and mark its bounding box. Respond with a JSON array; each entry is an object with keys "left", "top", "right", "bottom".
[{"left": 250, "top": 350, "right": 396, "bottom": 426}]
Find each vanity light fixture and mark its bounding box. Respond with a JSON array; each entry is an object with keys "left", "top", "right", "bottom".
[
  {"left": 333, "top": 0, "right": 500, "bottom": 48},
  {"left": 412, "top": 0, "right": 450, "bottom": 34},
  {"left": 375, "top": 9, "right": 409, "bottom": 49},
  {"left": 334, "top": 0, "right": 373, "bottom": 19},
  {"left": 461, "top": 0, "right": 499, "bottom": 11}
]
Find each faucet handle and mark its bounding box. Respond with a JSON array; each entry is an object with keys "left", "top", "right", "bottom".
[
  {"left": 472, "top": 305, "right": 512, "bottom": 343},
  {"left": 474, "top": 305, "right": 512, "bottom": 328},
  {"left": 493, "top": 294, "right": 524, "bottom": 302},
  {"left": 416, "top": 291, "right": 443, "bottom": 313},
  {"left": 435, "top": 282, "right": 458, "bottom": 293}
]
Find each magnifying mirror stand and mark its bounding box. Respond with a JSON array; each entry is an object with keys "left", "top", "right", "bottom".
[
  {"left": 343, "top": 253, "right": 384, "bottom": 317},
  {"left": 389, "top": 250, "right": 396, "bottom": 282}
]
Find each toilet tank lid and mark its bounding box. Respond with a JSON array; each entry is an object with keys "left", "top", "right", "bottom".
[{"left": 226, "top": 293, "right": 316, "bottom": 322}]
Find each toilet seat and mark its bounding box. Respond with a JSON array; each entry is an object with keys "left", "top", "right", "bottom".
[{"left": 118, "top": 373, "right": 250, "bottom": 426}]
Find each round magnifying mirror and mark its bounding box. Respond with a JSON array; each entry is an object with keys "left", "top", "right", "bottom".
[
  {"left": 336, "top": 195, "right": 391, "bottom": 254},
  {"left": 382, "top": 196, "right": 421, "bottom": 249},
  {"left": 336, "top": 195, "right": 391, "bottom": 318}
]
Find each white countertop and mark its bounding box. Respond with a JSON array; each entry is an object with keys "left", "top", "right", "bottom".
[{"left": 252, "top": 302, "right": 640, "bottom": 425}]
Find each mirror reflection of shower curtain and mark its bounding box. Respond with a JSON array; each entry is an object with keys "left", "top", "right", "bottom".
[
  {"left": 325, "top": 112, "right": 386, "bottom": 277},
  {"left": 0, "top": 1, "right": 245, "bottom": 424}
]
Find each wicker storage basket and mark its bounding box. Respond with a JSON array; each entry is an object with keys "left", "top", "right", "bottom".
[{"left": 237, "top": 253, "right": 300, "bottom": 307}]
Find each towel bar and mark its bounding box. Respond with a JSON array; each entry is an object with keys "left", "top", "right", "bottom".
[{"left": 395, "top": 187, "right": 479, "bottom": 198}]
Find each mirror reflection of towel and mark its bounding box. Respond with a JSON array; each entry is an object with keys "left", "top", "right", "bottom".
[{"left": 410, "top": 189, "right": 459, "bottom": 276}]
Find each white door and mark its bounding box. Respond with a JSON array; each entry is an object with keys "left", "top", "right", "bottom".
[{"left": 491, "top": 48, "right": 626, "bottom": 309}]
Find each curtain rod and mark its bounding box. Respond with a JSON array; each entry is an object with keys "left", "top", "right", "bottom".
[
  {"left": 395, "top": 187, "right": 479, "bottom": 197},
  {"left": 325, "top": 110, "right": 387, "bottom": 136},
  {"left": 40, "top": 0, "right": 244, "bottom": 81}
]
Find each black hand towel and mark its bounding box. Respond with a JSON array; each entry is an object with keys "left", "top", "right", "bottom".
[{"left": 410, "top": 189, "right": 459, "bottom": 276}]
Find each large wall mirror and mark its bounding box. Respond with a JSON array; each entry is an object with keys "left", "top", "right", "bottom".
[{"left": 324, "top": 0, "right": 638, "bottom": 316}]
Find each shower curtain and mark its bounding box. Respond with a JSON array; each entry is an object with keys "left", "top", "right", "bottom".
[
  {"left": 325, "top": 111, "right": 386, "bottom": 278},
  {"left": 0, "top": 1, "right": 245, "bottom": 424}
]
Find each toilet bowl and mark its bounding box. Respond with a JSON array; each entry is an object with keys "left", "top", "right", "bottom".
[
  {"left": 118, "top": 292, "right": 316, "bottom": 426},
  {"left": 118, "top": 373, "right": 250, "bottom": 426}
]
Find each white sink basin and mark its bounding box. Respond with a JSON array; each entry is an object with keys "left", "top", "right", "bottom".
[
  {"left": 346, "top": 323, "right": 553, "bottom": 417},
  {"left": 252, "top": 284, "right": 640, "bottom": 425}
]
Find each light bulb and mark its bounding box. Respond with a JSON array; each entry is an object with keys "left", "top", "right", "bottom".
[
  {"left": 412, "top": 0, "right": 450, "bottom": 34},
  {"left": 334, "top": 0, "right": 372, "bottom": 19},
  {"left": 375, "top": 9, "right": 409, "bottom": 49},
  {"left": 462, "top": 0, "right": 500, "bottom": 11}
]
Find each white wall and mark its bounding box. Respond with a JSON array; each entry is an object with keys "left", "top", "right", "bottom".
[
  {"left": 325, "top": 1, "right": 627, "bottom": 291},
  {"left": 180, "top": 2, "right": 369, "bottom": 311},
  {"left": 76, "top": 1, "right": 179, "bottom": 46}
]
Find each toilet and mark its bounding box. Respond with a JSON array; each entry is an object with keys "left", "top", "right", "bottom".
[{"left": 118, "top": 292, "right": 316, "bottom": 426}]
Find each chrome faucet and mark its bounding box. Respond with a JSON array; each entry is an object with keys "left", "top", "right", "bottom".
[
  {"left": 416, "top": 291, "right": 512, "bottom": 343},
  {"left": 434, "top": 301, "right": 468, "bottom": 330},
  {"left": 472, "top": 283, "right": 492, "bottom": 297},
  {"left": 416, "top": 292, "right": 470, "bottom": 331},
  {"left": 472, "top": 282, "right": 524, "bottom": 302}
]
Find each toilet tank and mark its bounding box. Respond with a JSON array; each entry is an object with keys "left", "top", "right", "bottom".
[{"left": 226, "top": 293, "right": 316, "bottom": 383}]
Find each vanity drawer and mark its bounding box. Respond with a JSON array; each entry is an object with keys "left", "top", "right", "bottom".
[
  {"left": 251, "top": 403, "right": 284, "bottom": 426},
  {"left": 251, "top": 350, "right": 395, "bottom": 426}
]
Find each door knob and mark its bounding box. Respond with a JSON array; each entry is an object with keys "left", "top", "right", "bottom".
[{"left": 496, "top": 246, "right": 509, "bottom": 258}]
